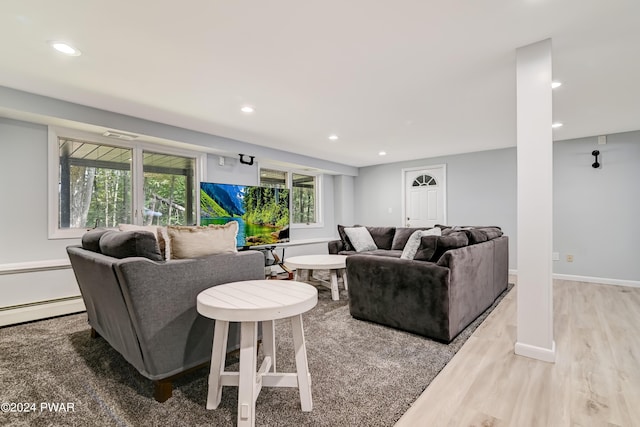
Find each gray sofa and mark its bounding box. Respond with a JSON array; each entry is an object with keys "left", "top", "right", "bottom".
[
  {"left": 66, "top": 229, "right": 264, "bottom": 401},
  {"left": 329, "top": 225, "right": 508, "bottom": 342}
]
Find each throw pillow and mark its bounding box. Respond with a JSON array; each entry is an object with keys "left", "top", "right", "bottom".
[
  {"left": 99, "top": 230, "right": 164, "bottom": 261},
  {"left": 118, "top": 223, "right": 170, "bottom": 260},
  {"left": 400, "top": 227, "right": 442, "bottom": 259},
  {"left": 168, "top": 222, "right": 238, "bottom": 259},
  {"left": 81, "top": 228, "right": 111, "bottom": 253},
  {"left": 337, "top": 224, "right": 360, "bottom": 252},
  {"left": 413, "top": 235, "right": 439, "bottom": 261},
  {"left": 365, "top": 227, "right": 396, "bottom": 250},
  {"left": 343, "top": 227, "right": 377, "bottom": 252}
]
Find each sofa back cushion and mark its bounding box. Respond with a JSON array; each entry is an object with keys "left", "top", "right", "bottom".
[
  {"left": 118, "top": 223, "right": 170, "bottom": 260},
  {"left": 391, "top": 227, "right": 430, "bottom": 250},
  {"left": 168, "top": 222, "right": 238, "bottom": 259},
  {"left": 431, "top": 231, "right": 469, "bottom": 262},
  {"left": 365, "top": 227, "right": 396, "bottom": 250},
  {"left": 99, "top": 230, "right": 164, "bottom": 261},
  {"left": 81, "top": 228, "right": 111, "bottom": 253}
]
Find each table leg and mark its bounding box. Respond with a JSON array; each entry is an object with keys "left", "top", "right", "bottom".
[
  {"left": 238, "top": 321, "right": 259, "bottom": 427},
  {"left": 207, "top": 320, "right": 229, "bottom": 409},
  {"left": 290, "top": 314, "right": 313, "bottom": 411},
  {"left": 329, "top": 270, "right": 340, "bottom": 301},
  {"left": 262, "top": 320, "right": 276, "bottom": 372},
  {"left": 341, "top": 268, "right": 349, "bottom": 291}
]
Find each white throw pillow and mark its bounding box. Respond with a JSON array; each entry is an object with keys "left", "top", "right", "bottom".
[
  {"left": 400, "top": 227, "right": 442, "bottom": 260},
  {"left": 344, "top": 227, "right": 377, "bottom": 252},
  {"left": 167, "top": 222, "right": 238, "bottom": 259}
]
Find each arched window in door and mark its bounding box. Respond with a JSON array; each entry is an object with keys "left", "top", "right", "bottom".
[{"left": 412, "top": 174, "right": 437, "bottom": 187}]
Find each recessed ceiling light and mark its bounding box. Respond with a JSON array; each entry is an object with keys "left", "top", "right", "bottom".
[
  {"left": 328, "top": 134, "right": 339, "bottom": 141},
  {"left": 240, "top": 106, "right": 255, "bottom": 113},
  {"left": 49, "top": 41, "right": 81, "bottom": 56},
  {"left": 552, "top": 122, "right": 563, "bottom": 128},
  {"left": 378, "top": 151, "right": 387, "bottom": 156},
  {"left": 551, "top": 81, "right": 562, "bottom": 89}
]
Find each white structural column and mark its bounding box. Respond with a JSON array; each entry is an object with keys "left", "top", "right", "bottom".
[{"left": 514, "top": 39, "right": 556, "bottom": 363}]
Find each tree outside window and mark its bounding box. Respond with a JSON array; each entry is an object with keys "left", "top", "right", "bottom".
[{"left": 292, "top": 173, "right": 316, "bottom": 224}]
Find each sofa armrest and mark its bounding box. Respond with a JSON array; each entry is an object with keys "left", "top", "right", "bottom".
[
  {"left": 346, "top": 255, "right": 452, "bottom": 342},
  {"left": 113, "top": 250, "right": 264, "bottom": 379},
  {"left": 328, "top": 239, "right": 344, "bottom": 254}
]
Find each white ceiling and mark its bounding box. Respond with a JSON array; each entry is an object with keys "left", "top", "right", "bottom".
[{"left": 1, "top": 1, "right": 639, "bottom": 167}]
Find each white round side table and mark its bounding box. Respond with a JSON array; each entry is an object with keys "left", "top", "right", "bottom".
[
  {"left": 285, "top": 254, "right": 348, "bottom": 301},
  {"left": 197, "top": 280, "right": 318, "bottom": 427}
]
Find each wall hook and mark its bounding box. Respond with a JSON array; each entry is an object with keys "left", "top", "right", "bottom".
[
  {"left": 239, "top": 154, "right": 255, "bottom": 166},
  {"left": 591, "top": 150, "right": 600, "bottom": 169}
]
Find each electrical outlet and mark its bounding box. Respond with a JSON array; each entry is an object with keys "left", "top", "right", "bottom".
[
  {"left": 552, "top": 252, "right": 559, "bottom": 261},
  {"left": 566, "top": 254, "right": 574, "bottom": 262}
]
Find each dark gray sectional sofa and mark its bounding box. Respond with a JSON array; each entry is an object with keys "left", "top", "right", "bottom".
[
  {"left": 329, "top": 225, "right": 509, "bottom": 342},
  {"left": 67, "top": 229, "right": 264, "bottom": 401}
]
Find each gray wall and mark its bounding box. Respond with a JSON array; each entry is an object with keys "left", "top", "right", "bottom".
[
  {"left": 553, "top": 131, "right": 640, "bottom": 280},
  {"left": 0, "top": 117, "right": 78, "bottom": 263},
  {"left": 354, "top": 137, "right": 640, "bottom": 282},
  {"left": 355, "top": 148, "right": 517, "bottom": 268}
]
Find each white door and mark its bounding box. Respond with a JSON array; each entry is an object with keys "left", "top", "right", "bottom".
[{"left": 403, "top": 165, "right": 446, "bottom": 227}]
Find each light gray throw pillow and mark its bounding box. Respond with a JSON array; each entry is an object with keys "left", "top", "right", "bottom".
[
  {"left": 401, "top": 227, "right": 442, "bottom": 259},
  {"left": 344, "top": 227, "right": 377, "bottom": 252}
]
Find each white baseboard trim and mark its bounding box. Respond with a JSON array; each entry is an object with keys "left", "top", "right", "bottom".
[
  {"left": 0, "top": 297, "right": 85, "bottom": 327},
  {"left": 514, "top": 340, "right": 556, "bottom": 363},
  {"left": 0, "top": 259, "right": 71, "bottom": 275},
  {"left": 508, "top": 270, "right": 640, "bottom": 288}
]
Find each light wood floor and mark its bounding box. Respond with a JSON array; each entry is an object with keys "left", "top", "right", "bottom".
[{"left": 395, "top": 277, "right": 640, "bottom": 427}]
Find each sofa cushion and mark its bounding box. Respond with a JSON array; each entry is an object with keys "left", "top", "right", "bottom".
[
  {"left": 413, "top": 235, "right": 439, "bottom": 261},
  {"left": 118, "top": 223, "right": 170, "bottom": 260},
  {"left": 99, "top": 230, "right": 164, "bottom": 261},
  {"left": 365, "top": 227, "right": 396, "bottom": 250},
  {"left": 81, "top": 228, "right": 111, "bottom": 253},
  {"left": 344, "top": 227, "right": 378, "bottom": 252},
  {"left": 432, "top": 231, "right": 469, "bottom": 261},
  {"left": 401, "top": 228, "right": 442, "bottom": 259},
  {"left": 168, "top": 222, "right": 238, "bottom": 259},
  {"left": 391, "top": 227, "right": 431, "bottom": 250}
]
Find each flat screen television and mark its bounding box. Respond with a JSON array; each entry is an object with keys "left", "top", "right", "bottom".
[{"left": 200, "top": 182, "right": 290, "bottom": 247}]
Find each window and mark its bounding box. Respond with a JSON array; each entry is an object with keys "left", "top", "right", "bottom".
[
  {"left": 49, "top": 128, "right": 201, "bottom": 238},
  {"left": 292, "top": 173, "right": 317, "bottom": 224},
  {"left": 412, "top": 174, "right": 437, "bottom": 187},
  {"left": 259, "top": 167, "right": 321, "bottom": 226}
]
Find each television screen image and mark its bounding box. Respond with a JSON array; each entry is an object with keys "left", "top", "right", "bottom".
[{"left": 200, "top": 182, "right": 290, "bottom": 247}]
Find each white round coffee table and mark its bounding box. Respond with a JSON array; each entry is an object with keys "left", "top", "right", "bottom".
[
  {"left": 285, "top": 254, "right": 348, "bottom": 301},
  {"left": 197, "top": 280, "right": 317, "bottom": 427}
]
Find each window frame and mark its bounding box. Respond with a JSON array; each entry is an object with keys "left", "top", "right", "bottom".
[
  {"left": 48, "top": 126, "right": 206, "bottom": 239},
  {"left": 258, "top": 164, "right": 323, "bottom": 229}
]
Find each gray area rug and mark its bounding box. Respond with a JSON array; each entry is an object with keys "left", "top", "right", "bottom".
[{"left": 0, "top": 277, "right": 511, "bottom": 427}]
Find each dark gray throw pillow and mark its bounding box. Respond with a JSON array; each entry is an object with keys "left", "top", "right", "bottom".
[
  {"left": 81, "top": 228, "right": 111, "bottom": 253},
  {"left": 99, "top": 230, "right": 163, "bottom": 261},
  {"left": 413, "top": 235, "right": 439, "bottom": 261}
]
